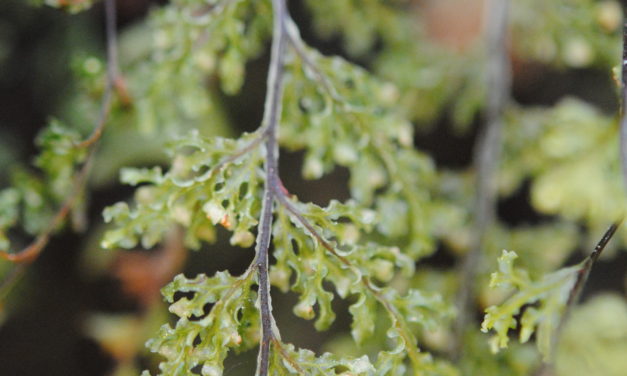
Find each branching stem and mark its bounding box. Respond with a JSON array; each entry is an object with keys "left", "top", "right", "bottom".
[
  {"left": 254, "top": 0, "right": 287, "bottom": 374},
  {"left": 0, "top": 0, "right": 119, "bottom": 271},
  {"left": 453, "top": 0, "right": 511, "bottom": 359},
  {"left": 275, "top": 192, "right": 427, "bottom": 374}
]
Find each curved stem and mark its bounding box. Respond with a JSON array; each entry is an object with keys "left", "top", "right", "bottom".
[
  {"left": 285, "top": 21, "right": 430, "bottom": 264},
  {"left": 75, "top": 0, "right": 119, "bottom": 148},
  {"left": 0, "top": 0, "right": 119, "bottom": 267},
  {"left": 275, "top": 192, "right": 426, "bottom": 374}
]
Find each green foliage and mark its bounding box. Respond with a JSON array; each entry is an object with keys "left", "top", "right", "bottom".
[
  {"left": 512, "top": 0, "right": 621, "bottom": 67},
  {"left": 0, "top": 119, "right": 87, "bottom": 251},
  {"left": 281, "top": 33, "right": 440, "bottom": 259},
  {"left": 0, "top": 189, "right": 20, "bottom": 250},
  {"left": 304, "top": 0, "right": 487, "bottom": 127},
  {"left": 147, "top": 271, "right": 259, "bottom": 375},
  {"left": 1, "top": 0, "right": 626, "bottom": 375},
  {"left": 502, "top": 99, "right": 625, "bottom": 228},
  {"left": 32, "top": 0, "right": 95, "bottom": 13},
  {"left": 270, "top": 342, "right": 375, "bottom": 376},
  {"left": 555, "top": 294, "right": 627, "bottom": 376},
  {"left": 458, "top": 329, "right": 538, "bottom": 376},
  {"left": 132, "top": 0, "right": 271, "bottom": 133},
  {"left": 304, "top": 0, "right": 411, "bottom": 57},
  {"left": 34, "top": 120, "right": 87, "bottom": 200},
  {"left": 271, "top": 199, "right": 449, "bottom": 340},
  {"left": 481, "top": 250, "right": 580, "bottom": 360},
  {"left": 102, "top": 130, "right": 264, "bottom": 250}
]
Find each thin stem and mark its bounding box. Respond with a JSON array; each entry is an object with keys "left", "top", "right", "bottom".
[
  {"left": 557, "top": 220, "right": 622, "bottom": 350},
  {"left": 271, "top": 338, "right": 306, "bottom": 373},
  {"left": 275, "top": 192, "right": 427, "bottom": 374},
  {"left": 0, "top": 153, "right": 95, "bottom": 264},
  {"left": 189, "top": 0, "right": 239, "bottom": 18},
  {"left": 254, "top": 0, "right": 287, "bottom": 375},
  {"left": 567, "top": 220, "right": 622, "bottom": 306},
  {"left": 533, "top": 219, "right": 622, "bottom": 375},
  {"left": 285, "top": 21, "right": 429, "bottom": 260},
  {"left": 0, "top": 0, "right": 119, "bottom": 278},
  {"left": 452, "top": 0, "right": 511, "bottom": 359},
  {"left": 211, "top": 134, "right": 267, "bottom": 176},
  {"left": 284, "top": 17, "right": 339, "bottom": 101},
  {"left": 76, "top": 0, "right": 119, "bottom": 148},
  {"left": 255, "top": 178, "right": 276, "bottom": 376},
  {"left": 265, "top": 27, "right": 429, "bottom": 367},
  {"left": 620, "top": 20, "right": 627, "bottom": 191}
]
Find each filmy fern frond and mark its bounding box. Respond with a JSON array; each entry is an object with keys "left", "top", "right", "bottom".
[
  {"left": 482, "top": 221, "right": 621, "bottom": 361},
  {"left": 102, "top": 130, "right": 265, "bottom": 250}
]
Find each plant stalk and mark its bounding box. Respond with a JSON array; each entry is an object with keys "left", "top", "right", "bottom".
[
  {"left": 0, "top": 0, "right": 119, "bottom": 298},
  {"left": 255, "top": 0, "right": 288, "bottom": 374},
  {"left": 452, "top": 0, "right": 511, "bottom": 360},
  {"left": 620, "top": 19, "right": 627, "bottom": 191}
]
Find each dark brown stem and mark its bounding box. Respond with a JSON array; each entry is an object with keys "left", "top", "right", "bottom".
[
  {"left": 452, "top": 0, "right": 511, "bottom": 360},
  {"left": 620, "top": 20, "right": 627, "bottom": 191},
  {"left": 0, "top": 0, "right": 118, "bottom": 278},
  {"left": 534, "top": 220, "right": 622, "bottom": 375},
  {"left": 254, "top": 0, "right": 287, "bottom": 374},
  {"left": 567, "top": 220, "right": 622, "bottom": 306},
  {"left": 75, "top": 0, "right": 119, "bottom": 148},
  {"left": 557, "top": 220, "right": 622, "bottom": 352}
]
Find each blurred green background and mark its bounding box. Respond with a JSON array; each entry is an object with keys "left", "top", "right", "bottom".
[{"left": 0, "top": 1, "right": 625, "bottom": 375}]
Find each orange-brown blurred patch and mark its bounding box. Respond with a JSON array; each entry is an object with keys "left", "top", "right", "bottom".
[
  {"left": 416, "top": 0, "right": 546, "bottom": 93},
  {"left": 112, "top": 228, "right": 187, "bottom": 307},
  {"left": 416, "top": 0, "right": 486, "bottom": 52}
]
